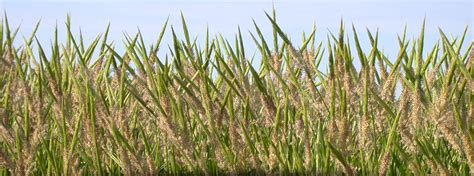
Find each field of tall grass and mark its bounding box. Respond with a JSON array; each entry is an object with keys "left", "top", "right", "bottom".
[{"left": 0, "top": 11, "right": 473, "bottom": 175}]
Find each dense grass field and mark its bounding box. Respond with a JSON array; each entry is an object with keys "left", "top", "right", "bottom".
[{"left": 0, "top": 11, "right": 473, "bottom": 175}]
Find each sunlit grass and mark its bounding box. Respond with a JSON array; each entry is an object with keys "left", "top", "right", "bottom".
[{"left": 0, "top": 11, "right": 473, "bottom": 175}]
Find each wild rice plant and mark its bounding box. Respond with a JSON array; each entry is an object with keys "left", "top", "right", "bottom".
[{"left": 0, "top": 11, "right": 472, "bottom": 175}]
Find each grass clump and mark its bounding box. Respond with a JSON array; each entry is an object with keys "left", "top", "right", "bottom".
[{"left": 0, "top": 11, "right": 473, "bottom": 175}]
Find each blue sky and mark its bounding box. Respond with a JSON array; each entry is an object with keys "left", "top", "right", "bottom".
[{"left": 0, "top": 0, "right": 472, "bottom": 67}]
